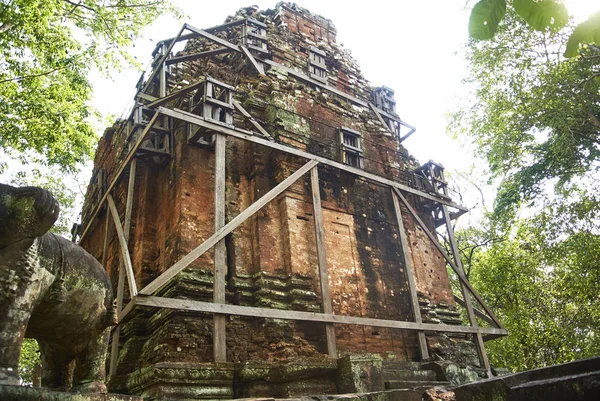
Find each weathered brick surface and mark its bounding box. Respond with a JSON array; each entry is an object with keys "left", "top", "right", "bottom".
[{"left": 79, "top": 2, "right": 475, "bottom": 397}]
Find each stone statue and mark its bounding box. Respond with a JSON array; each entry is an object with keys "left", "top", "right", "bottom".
[{"left": 0, "top": 183, "right": 117, "bottom": 393}]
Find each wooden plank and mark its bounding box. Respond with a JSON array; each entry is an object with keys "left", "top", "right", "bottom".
[
  {"left": 310, "top": 167, "right": 337, "bottom": 358},
  {"left": 391, "top": 189, "right": 429, "bottom": 360},
  {"left": 232, "top": 99, "right": 274, "bottom": 140},
  {"left": 139, "top": 159, "right": 319, "bottom": 296},
  {"left": 454, "top": 295, "right": 496, "bottom": 327},
  {"left": 109, "top": 158, "right": 136, "bottom": 377},
  {"left": 107, "top": 194, "right": 138, "bottom": 299},
  {"left": 157, "top": 107, "right": 468, "bottom": 212},
  {"left": 165, "top": 47, "right": 232, "bottom": 66},
  {"left": 393, "top": 188, "right": 503, "bottom": 329},
  {"left": 442, "top": 205, "right": 492, "bottom": 376},
  {"left": 147, "top": 78, "right": 206, "bottom": 109},
  {"left": 239, "top": 45, "right": 265, "bottom": 75},
  {"left": 213, "top": 134, "right": 227, "bottom": 363},
  {"left": 184, "top": 24, "right": 242, "bottom": 53},
  {"left": 133, "top": 296, "right": 508, "bottom": 336},
  {"left": 78, "top": 113, "right": 159, "bottom": 243},
  {"left": 136, "top": 92, "right": 158, "bottom": 104}
]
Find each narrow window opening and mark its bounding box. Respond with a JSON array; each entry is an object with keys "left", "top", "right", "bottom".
[{"left": 339, "top": 127, "right": 363, "bottom": 169}]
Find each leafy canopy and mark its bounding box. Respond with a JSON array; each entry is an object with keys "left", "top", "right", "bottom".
[
  {"left": 454, "top": 4, "right": 600, "bottom": 371},
  {"left": 453, "top": 10, "right": 600, "bottom": 222},
  {"left": 0, "top": 0, "right": 178, "bottom": 170},
  {"left": 469, "top": 0, "right": 599, "bottom": 59}
]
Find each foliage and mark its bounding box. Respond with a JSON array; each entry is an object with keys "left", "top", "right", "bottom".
[
  {"left": 452, "top": 10, "right": 600, "bottom": 223},
  {"left": 454, "top": 4, "right": 600, "bottom": 371},
  {"left": 468, "top": 0, "right": 598, "bottom": 59},
  {"left": 19, "top": 339, "right": 40, "bottom": 385},
  {"left": 565, "top": 11, "right": 600, "bottom": 58},
  {"left": 461, "top": 202, "right": 600, "bottom": 371},
  {"left": 0, "top": 0, "right": 179, "bottom": 170}
]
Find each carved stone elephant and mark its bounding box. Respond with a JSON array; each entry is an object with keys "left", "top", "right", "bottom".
[{"left": 0, "top": 183, "right": 116, "bottom": 393}]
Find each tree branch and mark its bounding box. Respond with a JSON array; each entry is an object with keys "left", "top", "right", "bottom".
[{"left": 0, "top": 66, "right": 69, "bottom": 84}]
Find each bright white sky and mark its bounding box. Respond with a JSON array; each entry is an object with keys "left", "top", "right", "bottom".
[{"left": 88, "top": 0, "right": 597, "bottom": 217}]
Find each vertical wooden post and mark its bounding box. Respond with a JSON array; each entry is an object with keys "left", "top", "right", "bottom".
[
  {"left": 391, "top": 189, "right": 429, "bottom": 360},
  {"left": 101, "top": 210, "right": 112, "bottom": 268},
  {"left": 442, "top": 205, "right": 492, "bottom": 376},
  {"left": 213, "top": 133, "right": 227, "bottom": 362},
  {"left": 109, "top": 158, "right": 137, "bottom": 377},
  {"left": 310, "top": 166, "right": 337, "bottom": 358}
]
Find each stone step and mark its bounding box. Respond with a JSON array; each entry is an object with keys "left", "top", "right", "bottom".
[
  {"left": 385, "top": 380, "right": 451, "bottom": 390},
  {"left": 382, "top": 369, "right": 438, "bottom": 382},
  {"left": 382, "top": 361, "right": 422, "bottom": 371}
]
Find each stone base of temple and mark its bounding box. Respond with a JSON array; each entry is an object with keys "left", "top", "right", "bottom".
[
  {"left": 0, "top": 384, "right": 141, "bottom": 401},
  {"left": 110, "top": 355, "right": 475, "bottom": 400}
]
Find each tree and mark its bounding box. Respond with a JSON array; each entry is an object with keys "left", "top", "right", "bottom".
[
  {"left": 452, "top": 9, "right": 600, "bottom": 222},
  {"left": 451, "top": 6, "right": 600, "bottom": 371},
  {"left": 0, "top": 0, "right": 179, "bottom": 171}
]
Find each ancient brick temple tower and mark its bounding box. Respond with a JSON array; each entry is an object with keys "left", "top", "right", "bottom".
[{"left": 77, "top": 3, "right": 506, "bottom": 399}]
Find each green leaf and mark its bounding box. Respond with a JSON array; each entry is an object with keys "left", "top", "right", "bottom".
[
  {"left": 469, "top": 0, "right": 507, "bottom": 40},
  {"left": 565, "top": 11, "right": 600, "bottom": 58},
  {"left": 513, "top": 0, "right": 568, "bottom": 32}
]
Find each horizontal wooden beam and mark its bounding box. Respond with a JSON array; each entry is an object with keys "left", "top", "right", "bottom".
[
  {"left": 157, "top": 107, "right": 467, "bottom": 212},
  {"left": 139, "top": 159, "right": 319, "bottom": 295},
  {"left": 136, "top": 92, "right": 158, "bottom": 104},
  {"left": 79, "top": 113, "right": 159, "bottom": 243},
  {"left": 131, "top": 296, "right": 508, "bottom": 336},
  {"left": 165, "top": 47, "right": 233, "bottom": 66}
]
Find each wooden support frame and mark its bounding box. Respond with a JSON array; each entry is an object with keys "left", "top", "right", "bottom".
[
  {"left": 139, "top": 159, "right": 319, "bottom": 296},
  {"left": 232, "top": 99, "right": 274, "bottom": 140},
  {"left": 393, "top": 188, "right": 503, "bottom": 329},
  {"left": 310, "top": 166, "right": 337, "bottom": 358},
  {"left": 147, "top": 78, "right": 206, "bottom": 109},
  {"left": 213, "top": 134, "right": 227, "bottom": 362},
  {"left": 184, "top": 24, "right": 242, "bottom": 53},
  {"left": 157, "top": 106, "right": 467, "bottom": 212},
  {"left": 106, "top": 194, "right": 138, "bottom": 299},
  {"left": 79, "top": 21, "right": 509, "bottom": 367},
  {"left": 391, "top": 189, "right": 429, "bottom": 360},
  {"left": 128, "top": 296, "right": 507, "bottom": 336},
  {"left": 109, "top": 158, "right": 137, "bottom": 377},
  {"left": 442, "top": 205, "right": 492, "bottom": 376}
]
